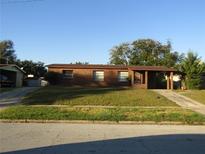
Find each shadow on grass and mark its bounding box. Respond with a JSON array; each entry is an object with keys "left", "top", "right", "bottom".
[
  {"left": 2, "top": 134, "right": 205, "bottom": 154},
  {"left": 22, "top": 86, "right": 128, "bottom": 105}
]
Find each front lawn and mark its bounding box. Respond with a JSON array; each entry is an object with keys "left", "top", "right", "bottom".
[
  {"left": 0, "top": 106, "right": 204, "bottom": 124},
  {"left": 0, "top": 88, "right": 16, "bottom": 93},
  {"left": 177, "top": 90, "right": 205, "bottom": 105},
  {"left": 22, "top": 86, "right": 178, "bottom": 106},
  {"left": 2, "top": 86, "right": 204, "bottom": 124}
]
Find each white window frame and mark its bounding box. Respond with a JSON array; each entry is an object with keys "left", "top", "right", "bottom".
[
  {"left": 93, "top": 71, "right": 104, "bottom": 81},
  {"left": 118, "top": 71, "right": 128, "bottom": 82},
  {"left": 62, "top": 70, "right": 73, "bottom": 79}
]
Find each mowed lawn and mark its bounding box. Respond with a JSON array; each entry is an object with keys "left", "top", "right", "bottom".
[
  {"left": 1, "top": 86, "right": 205, "bottom": 123},
  {"left": 22, "top": 86, "right": 178, "bottom": 106},
  {"left": 1, "top": 106, "right": 205, "bottom": 124},
  {"left": 178, "top": 90, "right": 205, "bottom": 105}
]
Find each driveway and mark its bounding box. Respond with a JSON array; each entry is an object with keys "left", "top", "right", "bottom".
[
  {"left": 0, "top": 87, "right": 39, "bottom": 107},
  {"left": 0, "top": 123, "right": 205, "bottom": 154},
  {"left": 154, "top": 90, "right": 205, "bottom": 115}
]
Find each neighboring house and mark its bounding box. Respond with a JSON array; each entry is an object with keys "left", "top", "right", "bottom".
[
  {"left": 0, "top": 64, "right": 25, "bottom": 87},
  {"left": 47, "top": 64, "right": 178, "bottom": 89}
]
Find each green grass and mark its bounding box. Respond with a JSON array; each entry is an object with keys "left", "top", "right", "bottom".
[
  {"left": 0, "top": 88, "right": 16, "bottom": 93},
  {"left": 177, "top": 90, "right": 205, "bottom": 105},
  {"left": 2, "top": 86, "right": 203, "bottom": 124},
  {"left": 22, "top": 86, "right": 177, "bottom": 106},
  {"left": 0, "top": 106, "right": 204, "bottom": 124}
]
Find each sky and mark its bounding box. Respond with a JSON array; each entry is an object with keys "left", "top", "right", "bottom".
[{"left": 1, "top": 0, "right": 205, "bottom": 65}]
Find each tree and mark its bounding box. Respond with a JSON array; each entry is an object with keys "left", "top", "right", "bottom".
[
  {"left": 179, "top": 51, "right": 205, "bottom": 89},
  {"left": 109, "top": 43, "right": 131, "bottom": 65},
  {"left": 17, "top": 60, "right": 47, "bottom": 78},
  {"left": 109, "top": 39, "right": 183, "bottom": 67},
  {"left": 0, "top": 40, "right": 16, "bottom": 64},
  {"left": 0, "top": 40, "right": 47, "bottom": 77}
]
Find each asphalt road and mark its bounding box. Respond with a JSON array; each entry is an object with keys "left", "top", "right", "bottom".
[{"left": 1, "top": 123, "right": 205, "bottom": 154}]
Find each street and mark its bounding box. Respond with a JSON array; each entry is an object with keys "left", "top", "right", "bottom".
[{"left": 0, "top": 123, "right": 205, "bottom": 154}]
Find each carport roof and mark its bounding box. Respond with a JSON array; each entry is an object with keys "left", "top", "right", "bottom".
[
  {"left": 128, "top": 66, "right": 177, "bottom": 72},
  {"left": 0, "top": 64, "right": 26, "bottom": 74}
]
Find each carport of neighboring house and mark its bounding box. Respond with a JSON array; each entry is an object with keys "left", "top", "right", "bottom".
[
  {"left": 129, "top": 66, "right": 178, "bottom": 90},
  {"left": 0, "top": 64, "right": 25, "bottom": 87}
]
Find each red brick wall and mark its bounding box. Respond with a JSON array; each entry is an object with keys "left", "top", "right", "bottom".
[{"left": 48, "top": 67, "right": 130, "bottom": 86}]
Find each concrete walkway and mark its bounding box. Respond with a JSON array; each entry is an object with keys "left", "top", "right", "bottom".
[
  {"left": 0, "top": 123, "right": 205, "bottom": 154},
  {"left": 0, "top": 87, "right": 39, "bottom": 107},
  {"left": 154, "top": 90, "right": 205, "bottom": 115}
]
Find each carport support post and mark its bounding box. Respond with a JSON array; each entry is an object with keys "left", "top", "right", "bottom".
[
  {"left": 170, "top": 71, "right": 174, "bottom": 90},
  {"left": 167, "top": 72, "right": 170, "bottom": 89},
  {"left": 140, "top": 73, "right": 143, "bottom": 84},
  {"left": 145, "top": 71, "right": 148, "bottom": 89},
  {"left": 131, "top": 70, "right": 134, "bottom": 86}
]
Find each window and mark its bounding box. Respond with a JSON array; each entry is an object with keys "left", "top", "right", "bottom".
[
  {"left": 118, "top": 71, "right": 128, "bottom": 82},
  {"left": 63, "top": 70, "right": 73, "bottom": 79},
  {"left": 93, "top": 71, "right": 104, "bottom": 81}
]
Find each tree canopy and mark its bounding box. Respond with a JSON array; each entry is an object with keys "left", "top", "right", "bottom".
[
  {"left": 179, "top": 51, "right": 205, "bottom": 89},
  {"left": 0, "top": 40, "right": 16, "bottom": 64},
  {"left": 16, "top": 60, "right": 47, "bottom": 78},
  {"left": 109, "top": 43, "right": 130, "bottom": 65},
  {"left": 0, "top": 40, "right": 47, "bottom": 77},
  {"left": 109, "top": 39, "right": 184, "bottom": 67}
]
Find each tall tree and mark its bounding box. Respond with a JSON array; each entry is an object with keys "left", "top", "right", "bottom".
[
  {"left": 0, "top": 40, "right": 16, "bottom": 64},
  {"left": 130, "top": 39, "right": 162, "bottom": 66},
  {"left": 109, "top": 39, "right": 183, "bottom": 67},
  {"left": 109, "top": 43, "right": 131, "bottom": 65},
  {"left": 0, "top": 40, "right": 47, "bottom": 77},
  {"left": 179, "top": 51, "right": 205, "bottom": 89}
]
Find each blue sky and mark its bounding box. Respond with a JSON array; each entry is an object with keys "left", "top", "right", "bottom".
[{"left": 1, "top": 0, "right": 205, "bottom": 64}]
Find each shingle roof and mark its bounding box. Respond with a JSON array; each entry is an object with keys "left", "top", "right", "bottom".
[
  {"left": 47, "top": 64, "right": 128, "bottom": 69},
  {"left": 47, "top": 64, "right": 177, "bottom": 72}
]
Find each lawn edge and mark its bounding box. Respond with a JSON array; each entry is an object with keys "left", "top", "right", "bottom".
[
  {"left": 25, "top": 105, "right": 181, "bottom": 109},
  {"left": 0, "top": 119, "right": 205, "bottom": 125}
]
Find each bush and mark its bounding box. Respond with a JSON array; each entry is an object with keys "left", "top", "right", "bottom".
[{"left": 44, "top": 72, "right": 62, "bottom": 85}]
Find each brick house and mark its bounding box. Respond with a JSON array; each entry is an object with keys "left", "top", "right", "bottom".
[{"left": 47, "top": 64, "right": 177, "bottom": 89}]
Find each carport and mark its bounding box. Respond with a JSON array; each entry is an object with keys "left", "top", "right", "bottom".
[
  {"left": 0, "top": 64, "right": 25, "bottom": 87},
  {"left": 129, "top": 66, "right": 177, "bottom": 90}
]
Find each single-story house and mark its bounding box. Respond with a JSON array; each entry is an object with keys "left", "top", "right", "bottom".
[
  {"left": 47, "top": 64, "right": 179, "bottom": 89},
  {"left": 0, "top": 64, "right": 25, "bottom": 87}
]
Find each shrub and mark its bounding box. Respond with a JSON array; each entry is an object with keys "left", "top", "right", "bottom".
[{"left": 44, "top": 72, "right": 62, "bottom": 85}]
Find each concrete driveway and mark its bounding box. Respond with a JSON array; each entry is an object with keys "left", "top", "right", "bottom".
[
  {"left": 0, "top": 87, "right": 39, "bottom": 107},
  {"left": 0, "top": 123, "right": 205, "bottom": 154},
  {"left": 154, "top": 90, "right": 205, "bottom": 115}
]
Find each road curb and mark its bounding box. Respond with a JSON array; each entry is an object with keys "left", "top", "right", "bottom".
[{"left": 0, "top": 119, "right": 205, "bottom": 125}]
